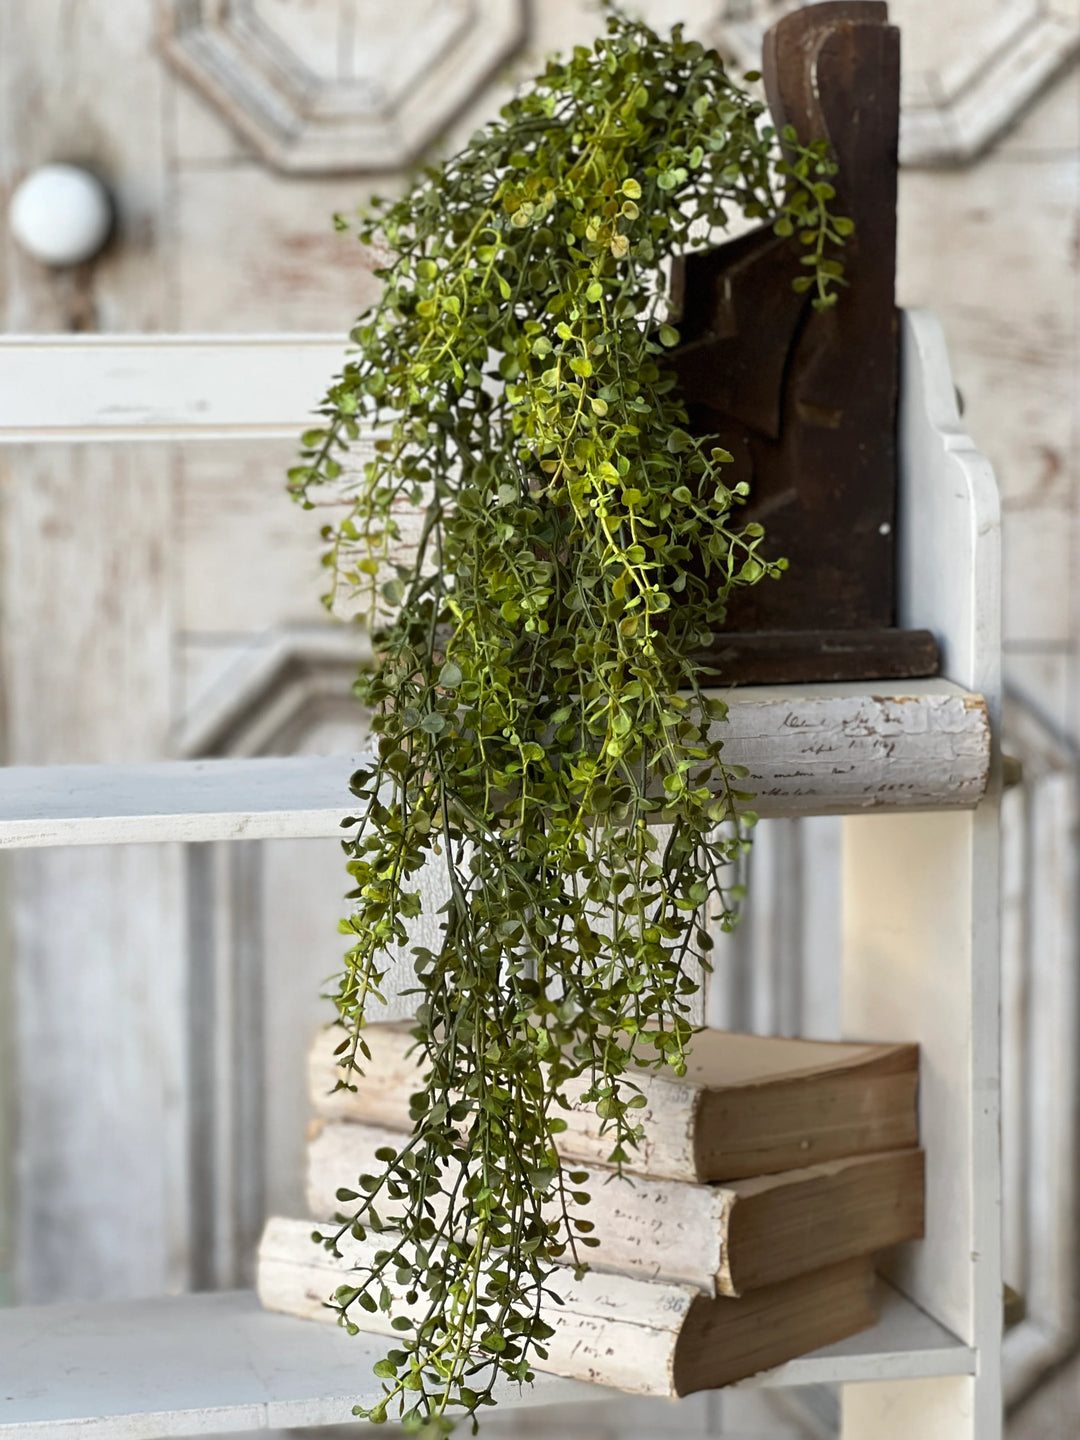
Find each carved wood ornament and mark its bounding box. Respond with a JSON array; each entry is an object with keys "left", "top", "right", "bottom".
[
  {"left": 716, "top": 0, "right": 1080, "bottom": 167},
  {"left": 160, "top": 1, "right": 526, "bottom": 174}
]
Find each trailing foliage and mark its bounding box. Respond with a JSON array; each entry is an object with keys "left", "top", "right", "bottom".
[{"left": 290, "top": 8, "right": 846, "bottom": 1434}]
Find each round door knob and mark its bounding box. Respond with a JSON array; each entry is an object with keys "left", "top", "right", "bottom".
[{"left": 8, "top": 164, "right": 113, "bottom": 267}]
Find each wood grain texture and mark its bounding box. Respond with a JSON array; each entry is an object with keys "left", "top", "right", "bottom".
[
  {"left": 0, "top": 1, "right": 168, "bottom": 332},
  {"left": 0, "top": 445, "right": 175, "bottom": 767},
  {"left": 174, "top": 168, "right": 380, "bottom": 331},
  {"left": 0, "top": 1, "right": 189, "bottom": 1307},
  {"left": 161, "top": 0, "right": 526, "bottom": 174},
  {"left": 11, "top": 843, "right": 187, "bottom": 1303},
  {"left": 0, "top": 5, "right": 1033, "bottom": 1434},
  {"left": 897, "top": 157, "right": 1080, "bottom": 650},
  {"left": 698, "top": 628, "right": 939, "bottom": 686},
  {"left": 675, "top": 4, "right": 902, "bottom": 657},
  {"left": 0, "top": 1281, "right": 977, "bottom": 1440},
  {"left": 0, "top": 443, "right": 186, "bottom": 1303},
  {"left": 838, "top": 309, "right": 1003, "bottom": 1440},
  {"left": 0, "top": 338, "right": 345, "bottom": 443},
  {"left": 896, "top": 88, "right": 1080, "bottom": 1414},
  {"left": 714, "top": 0, "right": 1080, "bottom": 166},
  {"left": 177, "top": 438, "right": 338, "bottom": 631},
  {"left": 0, "top": 755, "right": 367, "bottom": 850}
]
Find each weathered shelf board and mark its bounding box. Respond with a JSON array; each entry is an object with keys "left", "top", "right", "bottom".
[
  {"left": 719, "top": 678, "right": 990, "bottom": 815},
  {"left": 0, "top": 754, "right": 366, "bottom": 849},
  {"left": 0, "top": 335, "right": 345, "bottom": 442},
  {"left": 0, "top": 680, "right": 989, "bottom": 849},
  {"left": 0, "top": 1284, "right": 974, "bottom": 1440},
  {"left": 0, "top": 1290, "right": 601, "bottom": 1440}
]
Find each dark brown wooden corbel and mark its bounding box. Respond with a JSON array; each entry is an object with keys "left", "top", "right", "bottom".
[{"left": 673, "top": 1, "right": 939, "bottom": 684}]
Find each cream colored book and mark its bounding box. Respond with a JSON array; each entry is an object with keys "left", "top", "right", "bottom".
[
  {"left": 257, "top": 1215, "right": 877, "bottom": 1398},
  {"left": 309, "top": 1022, "right": 919, "bottom": 1182},
  {"left": 305, "top": 1118, "right": 923, "bottom": 1297}
]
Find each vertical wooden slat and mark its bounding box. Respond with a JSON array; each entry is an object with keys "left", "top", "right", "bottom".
[
  {"left": 0, "top": 0, "right": 176, "bottom": 1303},
  {"left": 13, "top": 842, "right": 187, "bottom": 1301},
  {"left": 0, "top": 851, "right": 14, "bottom": 1307},
  {"left": 1009, "top": 765, "right": 1080, "bottom": 1395},
  {"left": 1000, "top": 783, "right": 1029, "bottom": 1301},
  {"left": 840, "top": 309, "right": 1002, "bottom": 1440},
  {"left": 1, "top": 444, "right": 184, "bottom": 1302},
  {"left": 186, "top": 842, "right": 265, "bottom": 1290},
  {"left": 705, "top": 814, "right": 842, "bottom": 1044}
]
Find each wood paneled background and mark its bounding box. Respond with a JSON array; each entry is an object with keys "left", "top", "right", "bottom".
[{"left": 1, "top": 2, "right": 1079, "bottom": 1435}]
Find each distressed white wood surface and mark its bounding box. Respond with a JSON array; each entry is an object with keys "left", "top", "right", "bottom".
[
  {"left": 176, "top": 445, "right": 353, "bottom": 640},
  {"left": 0, "top": 1280, "right": 973, "bottom": 1440},
  {"left": 0, "top": 680, "right": 990, "bottom": 851},
  {"left": 715, "top": 2, "right": 1080, "bottom": 167},
  {"left": 0, "top": 0, "right": 185, "bottom": 1314},
  {"left": 716, "top": 679, "right": 989, "bottom": 814},
  {"left": 0, "top": 1289, "right": 606, "bottom": 1440},
  {"left": 0, "top": 444, "right": 188, "bottom": 1305},
  {"left": 999, "top": 694, "right": 1080, "bottom": 1401},
  {"left": 161, "top": 1, "right": 526, "bottom": 174},
  {"left": 840, "top": 309, "right": 1003, "bottom": 1440},
  {"left": 0, "top": 754, "right": 366, "bottom": 849},
  {"left": 0, "top": 4, "right": 169, "bottom": 334},
  {"left": 0, "top": 337, "right": 345, "bottom": 442}
]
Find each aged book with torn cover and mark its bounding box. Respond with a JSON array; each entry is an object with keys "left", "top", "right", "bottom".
[
  {"left": 309, "top": 1023, "right": 919, "bottom": 1181},
  {"left": 305, "top": 1118, "right": 923, "bottom": 1296},
  {"left": 257, "top": 1215, "right": 877, "bottom": 1397}
]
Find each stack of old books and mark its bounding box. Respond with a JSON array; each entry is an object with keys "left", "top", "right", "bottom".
[{"left": 257, "top": 1023, "right": 924, "bottom": 1397}]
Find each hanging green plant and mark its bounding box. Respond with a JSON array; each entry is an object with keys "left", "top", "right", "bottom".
[{"left": 289, "top": 6, "right": 846, "bottom": 1433}]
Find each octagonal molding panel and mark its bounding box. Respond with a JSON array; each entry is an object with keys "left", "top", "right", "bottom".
[
  {"left": 712, "top": 0, "right": 1080, "bottom": 167},
  {"left": 161, "top": 0, "right": 526, "bottom": 173},
  {"left": 176, "top": 627, "right": 372, "bottom": 758}
]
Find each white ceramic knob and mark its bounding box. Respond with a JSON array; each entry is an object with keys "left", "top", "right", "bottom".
[{"left": 8, "top": 164, "right": 113, "bottom": 267}]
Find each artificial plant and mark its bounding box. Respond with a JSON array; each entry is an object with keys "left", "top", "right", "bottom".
[{"left": 290, "top": 8, "right": 847, "bottom": 1433}]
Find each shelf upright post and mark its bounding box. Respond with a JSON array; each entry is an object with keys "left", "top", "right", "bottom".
[{"left": 840, "top": 310, "right": 1003, "bottom": 1439}]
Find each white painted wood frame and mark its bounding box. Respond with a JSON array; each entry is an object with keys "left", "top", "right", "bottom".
[
  {"left": 0, "top": 335, "right": 344, "bottom": 442},
  {"left": 840, "top": 309, "right": 1003, "bottom": 1440},
  {"left": 999, "top": 692, "right": 1080, "bottom": 1401},
  {"left": 0, "top": 309, "right": 1003, "bottom": 1439}
]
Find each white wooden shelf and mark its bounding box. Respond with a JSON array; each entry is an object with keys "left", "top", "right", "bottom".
[
  {"left": 0, "top": 679, "right": 989, "bottom": 850},
  {"left": 717, "top": 677, "right": 988, "bottom": 814},
  {"left": 0, "top": 754, "right": 366, "bottom": 849},
  {"left": 0, "top": 1283, "right": 971, "bottom": 1440},
  {"left": 0, "top": 312, "right": 1003, "bottom": 1439}
]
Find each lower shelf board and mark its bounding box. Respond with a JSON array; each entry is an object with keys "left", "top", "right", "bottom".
[{"left": 0, "top": 1283, "right": 974, "bottom": 1440}]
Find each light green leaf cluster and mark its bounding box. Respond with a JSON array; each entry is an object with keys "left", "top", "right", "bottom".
[{"left": 290, "top": 6, "right": 847, "bottom": 1434}]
